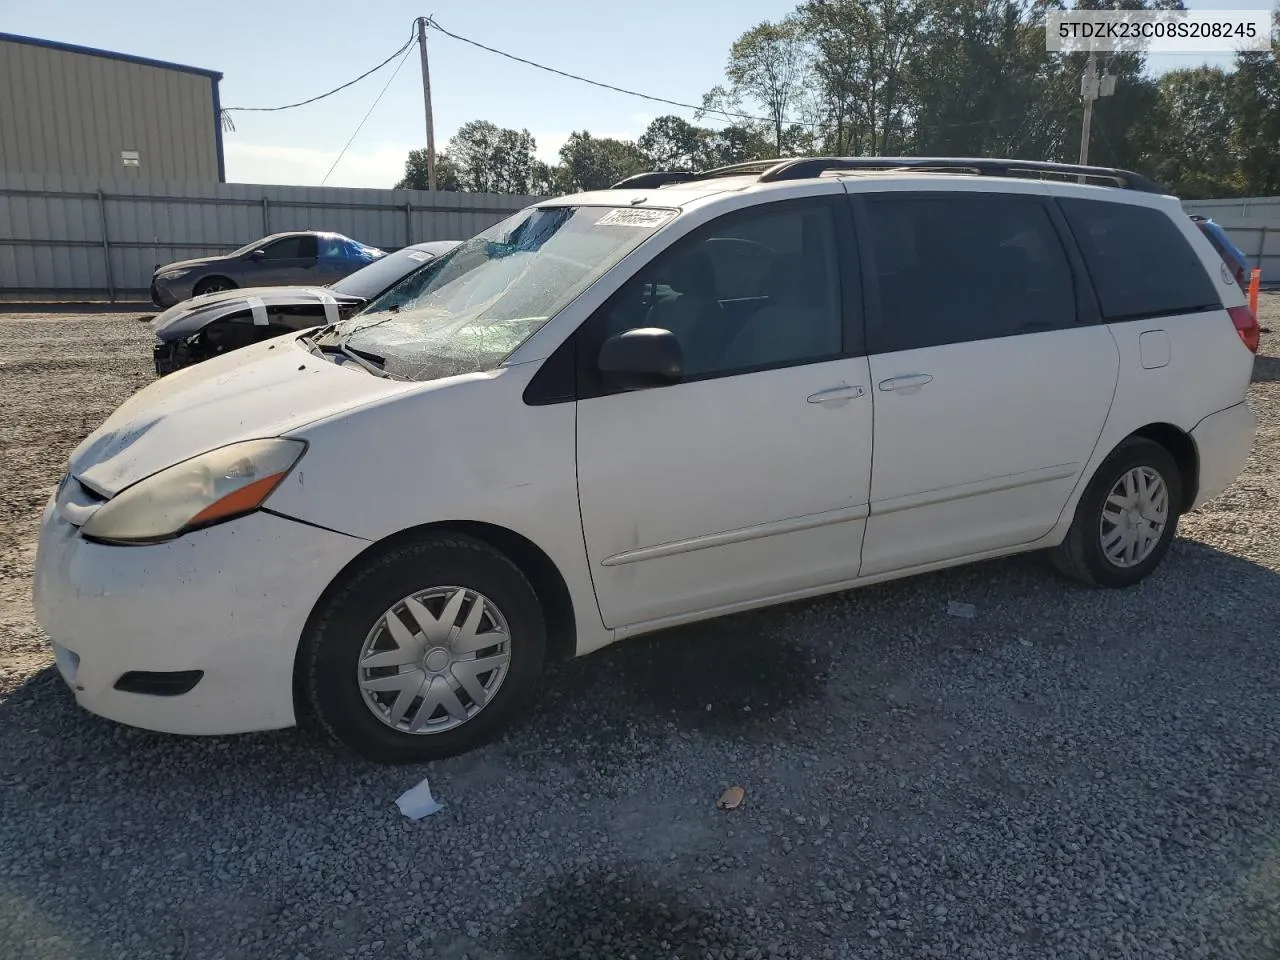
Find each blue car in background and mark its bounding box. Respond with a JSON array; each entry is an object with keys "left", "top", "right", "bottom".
[
  {"left": 149, "top": 230, "right": 385, "bottom": 307},
  {"left": 1191, "top": 215, "right": 1250, "bottom": 292}
]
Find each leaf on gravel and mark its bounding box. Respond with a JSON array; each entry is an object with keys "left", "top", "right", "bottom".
[
  {"left": 946, "top": 601, "right": 976, "bottom": 619},
  {"left": 717, "top": 785, "right": 745, "bottom": 810}
]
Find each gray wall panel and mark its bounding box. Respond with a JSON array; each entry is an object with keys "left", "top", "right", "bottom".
[{"left": 0, "top": 171, "right": 541, "bottom": 298}]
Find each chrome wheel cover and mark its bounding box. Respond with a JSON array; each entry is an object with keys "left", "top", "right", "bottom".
[
  {"left": 357, "top": 586, "right": 511, "bottom": 735},
  {"left": 1099, "top": 465, "right": 1170, "bottom": 568}
]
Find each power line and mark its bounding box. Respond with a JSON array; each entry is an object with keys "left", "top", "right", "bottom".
[
  {"left": 423, "top": 16, "right": 820, "bottom": 129},
  {"left": 223, "top": 30, "right": 415, "bottom": 113},
  {"left": 320, "top": 45, "right": 415, "bottom": 186},
  {"left": 425, "top": 17, "right": 1038, "bottom": 138}
]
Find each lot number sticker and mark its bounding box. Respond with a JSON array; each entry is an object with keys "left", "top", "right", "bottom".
[{"left": 597, "top": 208, "right": 676, "bottom": 228}]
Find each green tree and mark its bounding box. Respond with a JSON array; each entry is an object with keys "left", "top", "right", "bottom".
[
  {"left": 638, "top": 115, "right": 709, "bottom": 170},
  {"left": 798, "top": 0, "right": 926, "bottom": 156},
  {"left": 908, "top": 0, "right": 1058, "bottom": 157},
  {"left": 1145, "top": 67, "right": 1240, "bottom": 198},
  {"left": 1231, "top": 13, "right": 1280, "bottom": 195},
  {"left": 557, "top": 131, "right": 649, "bottom": 191},
  {"left": 395, "top": 149, "right": 462, "bottom": 192},
  {"left": 397, "top": 121, "right": 543, "bottom": 194},
  {"left": 704, "top": 17, "right": 811, "bottom": 155}
]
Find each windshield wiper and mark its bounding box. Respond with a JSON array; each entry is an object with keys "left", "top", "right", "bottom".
[{"left": 298, "top": 332, "right": 407, "bottom": 380}]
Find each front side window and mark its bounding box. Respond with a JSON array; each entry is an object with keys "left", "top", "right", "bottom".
[
  {"left": 583, "top": 198, "right": 845, "bottom": 386},
  {"left": 862, "top": 193, "right": 1077, "bottom": 354},
  {"left": 338, "top": 205, "right": 674, "bottom": 382},
  {"left": 262, "top": 235, "right": 317, "bottom": 260},
  {"left": 1060, "top": 199, "right": 1221, "bottom": 321}
]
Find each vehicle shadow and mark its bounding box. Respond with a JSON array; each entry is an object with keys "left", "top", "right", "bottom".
[{"left": 1, "top": 537, "right": 1277, "bottom": 958}]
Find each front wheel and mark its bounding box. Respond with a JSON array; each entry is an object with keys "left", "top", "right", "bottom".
[
  {"left": 297, "top": 534, "right": 546, "bottom": 763},
  {"left": 1051, "top": 437, "right": 1183, "bottom": 588},
  {"left": 193, "top": 276, "right": 235, "bottom": 297}
]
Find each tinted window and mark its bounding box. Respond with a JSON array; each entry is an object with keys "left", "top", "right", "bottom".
[
  {"left": 584, "top": 199, "right": 845, "bottom": 384},
  {"left": 262, "top": 235, "right": 313, "bottom": 259},
  {"left": 863, "top": 193, "right": 1076, "bottom": 354},
  {"left": 1059, "top": 198, "right": 1220, "bottom": 321}
]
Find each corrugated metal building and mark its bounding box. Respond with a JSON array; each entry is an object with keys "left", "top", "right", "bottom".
[{"left": 0, "top": 32, "right": 224, "bottom": 182}]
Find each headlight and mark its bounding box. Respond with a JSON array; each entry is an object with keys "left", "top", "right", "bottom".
[
  {"left": 80, "top": 439, "right": 306, "bottom": 544},
  {"left": 156, "top": 269, "right": 190, "bottom": 281}
]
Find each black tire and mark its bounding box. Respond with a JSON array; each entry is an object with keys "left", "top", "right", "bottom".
[
  {"left": 193, "top": 276, "right": 235, "bottom": 296},
  {"left": 1051, "top": 437, "right": 1183, "bottom": 588},
  {"left": 297, "top": 534, "right": 546, "bottom": 763}
]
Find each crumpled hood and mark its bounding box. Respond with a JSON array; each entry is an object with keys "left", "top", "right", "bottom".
[
  {"left": 69, "top": 336, "right": 415, "bottom": 497},
  {"left": 151, "top": 286, "right": 364, "bottom": 340}
]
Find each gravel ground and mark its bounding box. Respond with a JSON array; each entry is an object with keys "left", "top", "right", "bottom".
[{"left": 1, "top": 300, "right": 1278, "bottom": 960}]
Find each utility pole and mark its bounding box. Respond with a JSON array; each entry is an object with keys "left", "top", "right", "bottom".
[
  {"left": 416, "top": 16, "right": 437, "bottom": 192},
  {"left": 1078, "top": 47, "right": 1117, "bottom": 176},
  {"left": 1078, "top": 49, "right": 1098, "bottom": 169}
]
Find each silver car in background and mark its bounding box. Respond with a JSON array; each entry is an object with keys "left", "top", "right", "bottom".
[{"left": 149, "top": 231, "right": 385, "bottom": 307}]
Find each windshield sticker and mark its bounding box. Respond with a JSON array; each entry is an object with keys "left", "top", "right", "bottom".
[
  {"left": 407, "top": 251, "right": 432, "bottom": 262},
  {"left": 596, "top": 208, "right": 676, "bottom": 228}
]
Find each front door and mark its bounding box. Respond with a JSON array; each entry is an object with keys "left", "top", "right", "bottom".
[
  {"left": 575, "top": 193, "right": 875, "bottom": 628},
  {"left": 253, "top": 234, "right": 320, "bottom": 285},
  {"left": 850, "top": 187, "right": 1120, "bottom": 576}
]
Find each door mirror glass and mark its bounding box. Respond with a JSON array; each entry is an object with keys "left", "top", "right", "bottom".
[{"left": 598, "top": 327, "right": 683, "bottom": 391}]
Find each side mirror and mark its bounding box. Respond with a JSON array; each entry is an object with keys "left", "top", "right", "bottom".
[
  {"left": 249, "top": 249, "right": 266, "bottom": 261},
  {"left": 598, "top": 327, "right": 683, "bottom": 391}
]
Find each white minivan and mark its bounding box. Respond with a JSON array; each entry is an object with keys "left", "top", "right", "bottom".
[{"left": 33, "top": 158, "right": 1260, "bottom": 762}]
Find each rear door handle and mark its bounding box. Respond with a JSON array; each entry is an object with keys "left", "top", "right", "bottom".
[
  {"left": 878, "top": 374, "right": 933, "bottom": 392},
  {"left": 807, "top": 385, "right": 866, "bottom": 403}
]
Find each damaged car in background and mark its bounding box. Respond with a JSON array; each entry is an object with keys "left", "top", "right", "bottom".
[{"left": 151, "top": 240, "right": 461, "bottom": 375}]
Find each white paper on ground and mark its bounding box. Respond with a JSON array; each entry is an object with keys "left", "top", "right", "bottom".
[{"left": 396, "top": 777, "right": 443, "bottom": 819}]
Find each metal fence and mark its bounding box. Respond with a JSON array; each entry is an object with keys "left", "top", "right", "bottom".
[
  {"left": 1183, "top": 198, "right": 1280, "bottom": 283},
  {"left": 0, "top": 171, "right": 541, "bottom": 301},
  {"left": 4, "top": 174, "right": 1277, "bottom": 298}
]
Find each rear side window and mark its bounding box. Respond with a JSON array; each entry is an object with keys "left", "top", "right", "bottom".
[
  {"left": 1059, "top": 198, "right": 1220, "bottom": 321},
  {"left": 861, "top": 193, "right": 1077, "bottom": 353}
]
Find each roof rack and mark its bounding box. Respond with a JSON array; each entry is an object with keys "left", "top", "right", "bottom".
[
  {"left": 611, "top": 156, "right": 1165, "bottom": 194},
  {"left": 609, "top": 159, "right": 785, "bottom": 190},
  {"left": 758, "top": 157, "right": 1165, "bottom": 192}
]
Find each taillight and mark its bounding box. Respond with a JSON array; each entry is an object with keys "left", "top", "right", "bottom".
[{"left": 1229, "top": 304, "right": 1260, "bottom": 353}]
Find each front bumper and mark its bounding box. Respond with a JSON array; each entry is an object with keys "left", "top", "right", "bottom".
[
  {"left": 150, "top": 279, "right": 188, "bottom": 308},
  {"left": 32, "top": 498, "right": 369, "bottom": 736},
  {"left": 1189, "top": 400, "right": 1257, "bottom": 509}
]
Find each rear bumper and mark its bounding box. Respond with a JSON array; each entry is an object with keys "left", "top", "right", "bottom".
[{"left": 1190, "top": 401, "right": 1257, "bottom": 509}]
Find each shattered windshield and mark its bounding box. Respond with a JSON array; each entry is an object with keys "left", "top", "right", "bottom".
[{"left": 337, "top": 205, "right": 675, "bottom": 382}]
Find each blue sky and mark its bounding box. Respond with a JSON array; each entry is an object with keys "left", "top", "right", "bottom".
[{"left": 3, "top": 0, "right": 1272, "bottom": 189}]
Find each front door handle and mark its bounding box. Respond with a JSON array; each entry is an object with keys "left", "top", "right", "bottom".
[
  {"left": 878, "top": 374, "right": 933, "bottom": 392},
  {"left": 807, "top": 385, "right": 866, "bottom": 404}
]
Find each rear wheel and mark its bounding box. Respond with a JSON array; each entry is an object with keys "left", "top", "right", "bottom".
[
  {"left": 1051, "top": 437, "right": 1183, "bottom": 587},
  {"left": 193, "top": 276, "right": 235, "bottom": 296},
  {"left": 297, "top": 534, "right": 546, "bottom": 763}
]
